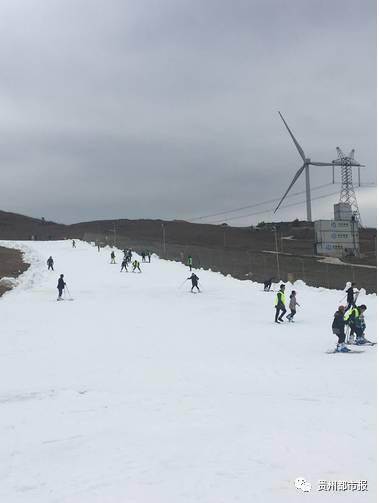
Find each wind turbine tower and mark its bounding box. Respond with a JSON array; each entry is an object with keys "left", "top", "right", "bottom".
[
  {"left": 275, "top": 112, "right": 334, "bottom": 222},
  {"left": 332, "top": 147, "right": 363, "bottom": 225}
]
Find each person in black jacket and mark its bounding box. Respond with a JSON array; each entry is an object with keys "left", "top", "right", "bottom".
[
  {"left": 345, "top": 282, "right": 357, "bottom": 310},
  {"left": 332, "top": 305, "right": 348, "bottom": 351},
  {"left": 47, "top": 256, "right": 54, "bottom": 271},
  {"left": 188, "top": 273, "right": 200, "bottom": 292},
  {"left": 263, "top": 277, "right": 274, "bottom": 291},
  {"left": 57, "top": 274, "right": 66, "bottom": 300}
]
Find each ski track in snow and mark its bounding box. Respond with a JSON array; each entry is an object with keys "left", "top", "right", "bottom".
[{"left": 0, "top": 240, "right": 376, "bottom": 503}]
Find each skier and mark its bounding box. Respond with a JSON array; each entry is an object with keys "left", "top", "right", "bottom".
[
  {"left": 147, "top": 251, "right": 151, "bottom": 263},
  {"left": 141, "top": 251, "right": 146, "bottom": 262},
  {"left": 187, "top": 273, "right": 200, "bottom": 293},
  {"left": 72, "top": 240, "right": 76, "bottom": 248},
  {"left": 110, "top": 251, "right": 116, "bottom": 264},
  {"left": 132, "top": 259, "right": 141, "bottom": 272},
  {"left": 345, "top": 282, "right": 357, "bottom": 311},
  {"left": 47, "top": 256, "right": 54, "bottom": 271},
  {"left": 345, "top": 304, "right": 367, "bottom": 344},
  {"left": 120, "top": 258, "right": 128, "bottom": 272},
  {"left": 332, "top": 305, "right": 350, "bottom": 352},
  {"left": 57, "top": 274, "right": 66, "bottom": 300},
  {"left": 187, "top": 255, "right": 193, "bottom": 271},
  {"left": 127, "top": 249, "right": 132, "bottom": 263},
  {"left": 263, "top": 277, "right": 274, "bottom": 291},
  {"left": 286, "top": 290, "right": 300, "bottom": 322},
  {"left": 357, "top": 310, "right": 373, "bottom": 344},
  {"left": 97, "top": 243, "right": 100, "bottom": 252},
  {"left": 274, "top": 284, "right": 286, "bottom": 323}
]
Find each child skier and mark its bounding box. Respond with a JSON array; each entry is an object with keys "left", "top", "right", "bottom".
[
  {"left": 57, "top": 274, "right": 66, "bottom": 300},
  {"left": 110, "top": 251, "right": 116, "bottom": 264},
  {"left": 132, "top": 260, "right": 141, "bottom": 272},
  {"left": 274, "top": 284, "right": 286, "bottom": 323},
  {"left": 332, "top": 305, "right": 349, "bottom": 352},
  {"left": 47, "top": 256, "right": 54, "bottom": 271},
  {"left": 286, "top": 290, "right": 300, "bottom": 322},
  {"left": 187, "top": 273, "right": 200, "bottom": 293},
  {"left": 345, "top": 305, "right": 367, "bottom": 344}
]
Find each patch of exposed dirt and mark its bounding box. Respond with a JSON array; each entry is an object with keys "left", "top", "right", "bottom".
[{"left": 0, "top": 247, "right": 29, "bottom": 297}]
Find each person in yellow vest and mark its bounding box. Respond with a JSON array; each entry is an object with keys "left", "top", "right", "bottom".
[
  {"left": 275, "top": 284, "right": 286, "bottom": 323},
  {"left": 132, "top": 260, "right": 141, "bottom": 273},
  {"left": 345, "top": 304, "right": 367, "bottom": 344}
]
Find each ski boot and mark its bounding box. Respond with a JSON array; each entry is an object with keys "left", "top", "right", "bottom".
[
  {"left": 355, "top": 337, "right": 368, "bottom": 345},
  {"left": 336, "top": 343, "right": 350, "bottom": 353}
]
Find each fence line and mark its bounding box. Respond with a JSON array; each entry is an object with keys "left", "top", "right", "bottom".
[{"left": 83, "top": 232, "right": 377, "bottom": 293}]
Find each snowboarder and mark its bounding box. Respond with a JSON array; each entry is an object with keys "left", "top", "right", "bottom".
[
  {"left": 110, "top": 251, "right": 116, "bottom": 264},
  {"left": 263, "top": 277, "right": 274, "bottom": 291},
  {"left": 332, "top": 305, "right": 350, "bottom": 352},
  {"left": 132, "top": 260, "right": 141, "bottom": 272},
  {"left": 286, "top": 290, "right": 300, "bottom": 322},
  {"left": 72, "top": 240, "right": 76, "bottom": 248},
  {"left": 47, "top": 256, "right": 54, "bottom": 271},
  {"left": 345, "top": 282, "right": 358, "bottom": 311},
  {"left": 274, "top": 284, "right": 286, "bottom": 323},
  {"left": 120, "top": 259, "right": 128, "bottom": 272},
  {"left": 57, "top": 274, "right": 66, "bottom": 300},
  {"left": 187, "top": 255, "right": 193, "bottom": 271},
  {"left": 187, "top": 273, "right": 200, "bottom": 292}
]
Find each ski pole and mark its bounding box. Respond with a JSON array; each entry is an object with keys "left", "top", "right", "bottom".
[
  {"left": 65, "top": 285, "right": 72, "bottom": 299},
  {"left": 178, "top": 279, "right": 188, "bottom": 290},
  {"left": 338, "top": 293, "right": 346, "bottom": 303}
]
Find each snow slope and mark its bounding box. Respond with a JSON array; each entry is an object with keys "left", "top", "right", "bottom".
[{"left": 0, "top": 240, "right": 376, "bottom": 502}]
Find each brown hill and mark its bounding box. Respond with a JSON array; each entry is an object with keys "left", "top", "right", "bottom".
[{"left": 0, "top": 210, "right": 376, "bottom": 292}]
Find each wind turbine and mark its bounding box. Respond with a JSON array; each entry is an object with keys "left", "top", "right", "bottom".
[{"left": 274, "top": 112, "right": 334, "bottom": 222}]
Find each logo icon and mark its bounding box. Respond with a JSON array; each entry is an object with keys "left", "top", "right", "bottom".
[{"left": 295, "top": 477, "right": 312, "bottom": 492}]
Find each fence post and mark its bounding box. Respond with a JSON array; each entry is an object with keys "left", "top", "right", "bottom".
[{"left": 325, "top": 263, "right": 330, "bottom": 289}]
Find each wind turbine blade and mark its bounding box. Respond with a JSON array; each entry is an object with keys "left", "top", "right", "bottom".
[
  {"left": 278, "top": 112, "right": 306, "bottom": 161},
  {"left": 274, "top": 163, "right": 306, "bottom": 213},
  {"left": 310, "top": 161, "right": 335, "bottom": 166}
]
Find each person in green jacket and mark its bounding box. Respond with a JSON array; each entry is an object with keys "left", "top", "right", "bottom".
[
  {"left": 275, "top": 284, "right": 286, "bottom": 323},
  {"left": 187, "top": 255, "right": 193, "bottom": 271}
]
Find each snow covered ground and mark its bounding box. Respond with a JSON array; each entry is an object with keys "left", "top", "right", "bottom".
[{"left": 0, "top": 240, "right": 376, "bottom": 502}]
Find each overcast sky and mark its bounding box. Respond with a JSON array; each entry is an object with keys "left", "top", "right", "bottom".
[{"left": 0, "top": 0, "right": 376, "bottom": 226}]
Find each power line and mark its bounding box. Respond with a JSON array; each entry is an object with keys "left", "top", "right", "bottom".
[
  {"left": 188, "top": 182, "right": 376, "bottom": 225},
  {"left": 208, "top": 190, "right": 344, "bottom": 224},
  {"left": 190, "top": 183, "right": 334, "bottom": 221}
]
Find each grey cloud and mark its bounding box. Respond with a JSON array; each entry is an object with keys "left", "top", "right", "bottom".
[{"left": 0, "top": 0, "right": 376, "bottom": 225}]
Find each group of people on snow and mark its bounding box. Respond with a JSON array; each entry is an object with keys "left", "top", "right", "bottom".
[
  {"left": 331, "top": 283, "right": 370, "bottom": 352},
  {"left": 48, "top": 243, "right": 372, "bottom": 351}
]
